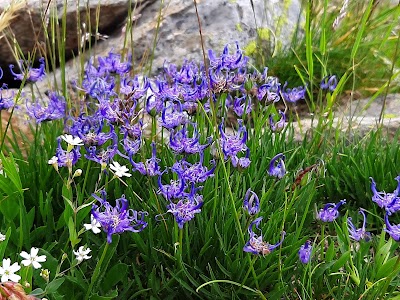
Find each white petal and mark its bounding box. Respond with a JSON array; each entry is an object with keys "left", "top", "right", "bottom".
[
  {"left": 30, "top": 247, "right": 39, "bottom": 257},
  {"left": 84, "top": 224, "right": 93, "bottom": 230},
  {"left": 32, "top": 261, "right": 42, "bottom": 269},
  {"left": 36, "top": 255, "right": 47, "bottom": 263},
  {"left": 9, "top": 273, "right": 21, "bottom": 282},
  {"left": 2, "top": 258, "right": 11, "bottom": 268},
  {"left": 92, "top": 227, "right": 101, "bottom": 234},
  {"left": 10, "top": 262, "right": 20, "bottom": 273},
  {"left": 21, "top": 260, "right": 31, "bottom": 267},
  {"left": 20, "top": 251, "right": 30, "bottom": 260}
]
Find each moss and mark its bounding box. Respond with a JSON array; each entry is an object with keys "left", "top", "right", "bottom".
[{"left": 244, "top": 41, "right": 257, "bottom": 56}]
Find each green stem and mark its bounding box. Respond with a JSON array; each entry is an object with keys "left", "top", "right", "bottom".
[
  {"left": 85, "top": 243, "right": 109, "bottom": 300},
  {"left": 178, "top": 228, "right": 183, "bottom": 268},
  {"left": 81, "top": 160, "right": 92, "bottom": 202}
]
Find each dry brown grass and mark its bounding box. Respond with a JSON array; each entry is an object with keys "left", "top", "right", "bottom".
[{"left": 0, "top": 0, "right": 26, "bottom": 34}]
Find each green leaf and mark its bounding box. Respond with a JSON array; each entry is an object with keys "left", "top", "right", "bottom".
[
  {"left": 330, "top": 251, "right": 351, "bottom": 273},
  {"left": 376, "top": 238, "right": 393, "bottom": 268},
  {"left": 68, "top": 217, "right": 80, "bottom": 248},
  {"left": 325, "top": 241, "right": 335, "bottom": 262},
  {"left": 0, "top": 227, "right": 11, "bottom": 260},
  {"left": 46, "top": 278, "right": 66, "bottom": 294},
  {"left": 90, "top": 290, "right": 118, "bottom": 300},
  {"left": 101, "top": 263, "right": 128, "bottom": 293},
  {"left": 376, "top": 256, "right": 400, "bottom": 280}
]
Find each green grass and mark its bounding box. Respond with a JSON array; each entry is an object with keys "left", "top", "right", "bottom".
[{"left": 0, "top": 0, "right": 399, "bottom": 299}]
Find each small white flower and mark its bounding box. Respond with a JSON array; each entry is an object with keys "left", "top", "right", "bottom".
[
  {"left": 83, "top": 215, "right": 102, "bottom": 234},
  {"left": 20, "top": 247, "right": 47, "bottom": 269},
  {"left": 60, "top": 134, "right": 83, "bottom": 146},
  {"left": 109, "top": 161, "right": 132, "bottom": 178},
  {"left": 0, "top": 258, "right": 21, "bottom": 283},
  {"left": 73, "top": 246, "right": 92, "bottom": 263},
  {"left": 0, "top": 232, "right": 6, "bottom": 242},
  {"left": 48, "top": 156, "right": 58, "bottom": 165}
]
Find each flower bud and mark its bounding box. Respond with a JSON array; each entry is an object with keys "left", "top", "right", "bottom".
[{"left": 73, "top": 169, "right": 82, "bottom": 178}]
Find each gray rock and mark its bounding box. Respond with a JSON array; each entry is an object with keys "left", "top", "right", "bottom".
[
  {"left": 295, "top": 94, "right": 400, "bottom": 141},
  {"left": 0, "top": 0, "right": 152, "bottom": 83},
  {"left": 132, "top": 0, "right": 303, "bottom": 72}
]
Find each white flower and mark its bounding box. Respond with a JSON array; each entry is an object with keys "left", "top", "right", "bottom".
[
  {"left": 20, "top": 247, "right": 47, "bottom": 269},
  {"left": 0, "top": 258, "right": 21, "bottom": 282},
  {"left": 109, "top": 161, "right": 132, "bottom": 178},
  {"left": 0, "top": 232, "right": 5, "bottom": 242},
  {"left": 83, "top": 215, "right": 102, "bottom": 234},
  {"left": 73, "top": 246, "right": 92, "bottom": 263},
  {"left": 48, "top": 156, "right": 58, "bottom": 165},
  {"left": 60, "top": 134, "right": 83, "bottom": 146}
]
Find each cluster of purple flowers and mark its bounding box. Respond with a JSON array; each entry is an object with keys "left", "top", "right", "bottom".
[
  {"left": 370, "top": 176, "right": 400, "bottom": 241},
  {"left": 33, "top": 42, "right": 341, "bottom": 245}
]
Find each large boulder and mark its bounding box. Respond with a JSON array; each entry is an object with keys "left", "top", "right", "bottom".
[
  {"left": 131, "top": 0, "right": 303, "bottom": 72},
  {"left": 0, "top": 0, "right": 154, "bottom": 86}
]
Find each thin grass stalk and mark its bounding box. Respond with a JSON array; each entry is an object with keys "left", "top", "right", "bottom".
[
  {"left": 305, "top": 0, "right": 314, "bottom": 109},
  {"left": 378, "top": 25, "right": 400, "bottom": 124}
]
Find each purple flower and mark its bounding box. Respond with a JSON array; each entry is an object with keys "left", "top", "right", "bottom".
[
  {"left": 92, "top": 190, "right": 148, "bottom": 243},
  {"left": 121, "top": 135, "right": 142, "bottom": 157},
  {"left": 219, "top": 118, "right": 248, "bottom": 159},
  {"left": 281, "top": 82, "right": 306, "bottom": 103},
  {"left": 166, "top": 183, "right": 203, "bottom": 229},
  {"left": 320, "top": 75, "right": 338, "bottom": 91},
  {"left": 0, "top": 84, "right": 14, "bottom": 110},
  {"left": 171, "top": 153, "right": 215, "bottom": 183},
  {"left": 150, "top": 78, "right": 180, "bottom": 103},
  {"left": 208, "top": 42, "right": 249, "bottom": 71},
  {"left": 54, "top": 137, "right": 81, "bottom": 169},
  {"left": 257, "top": 80, "right": 281, "bottom": 104},
  {"left": 243, "top": 188, "right": 260, "bottom": 215},
  {"left": 370, "top": 176, "right": 400, "bottom": 214},
  {"left": 68, "top": 115, "right": 117, "bottom": 147},
  {"left": 347, "top": 209, "right": 371, "bottom": 242},
  {"left": 146, "top": 94, "right": 164, "bottom": 116},
  {"left": 97, "top": 51, "right": 132, "bottom": 75},
  {"left": 159, "top": 100, "right": 187, "bottom": 129},
  {"left": 232, "top": 95, "right": 252, "bottom": 116},
  {"left": 269, "top": 111, "right": 286, "bottom": 133},
  {"left": 243, "top": 217, "right": 285, "bottom": 255},
  {"left": 158, "top": 169, "right": 186, "bottom": 200},
  {"left": 85, "top": 145, "right": 118, "bottom": 166},
  {"left": 26, "top": 92, "right": 66, "bottom": 123},
  {"left": 231, "top": 148, "right": 251, "bottom": 169},
  {"left": 163, "top": 60, "right": 200, "bottom": 84},
  {"left": 316, "top": 200, "right": 346, "bottom": 222},
  {"left": 9, "top": 57, "right": 46, "bottom": 82},
  {"left": 298, "top": 241, "right": 312, "bottom": 264},
  {"left": 268, "top": 153, "right": 286, "bottom": 179},
  {"left": 81, "top": 72, "right": 116, "bottom": 100},
  {"left": 384, "top": 212, "right": 400, "bottom": 241},
  {"left": 169, "top": 123, "right": 212, "bottom": 155},
  {"left": 119, "top": 75, "right": 149, "bottom": 99},
  {"left": 129, "top": 142, "right": 161, "bottom": 176}
]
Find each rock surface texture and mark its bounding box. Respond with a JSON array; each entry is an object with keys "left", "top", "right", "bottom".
[
  {"left": 0, "top": 0, "right": 302, "bottom": 80},
  {"left": 131, "top": 0, "right": 303, "bottom": 72},
  {"left": 0, "top": 0, "right": 153, "bottom": 85}
]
